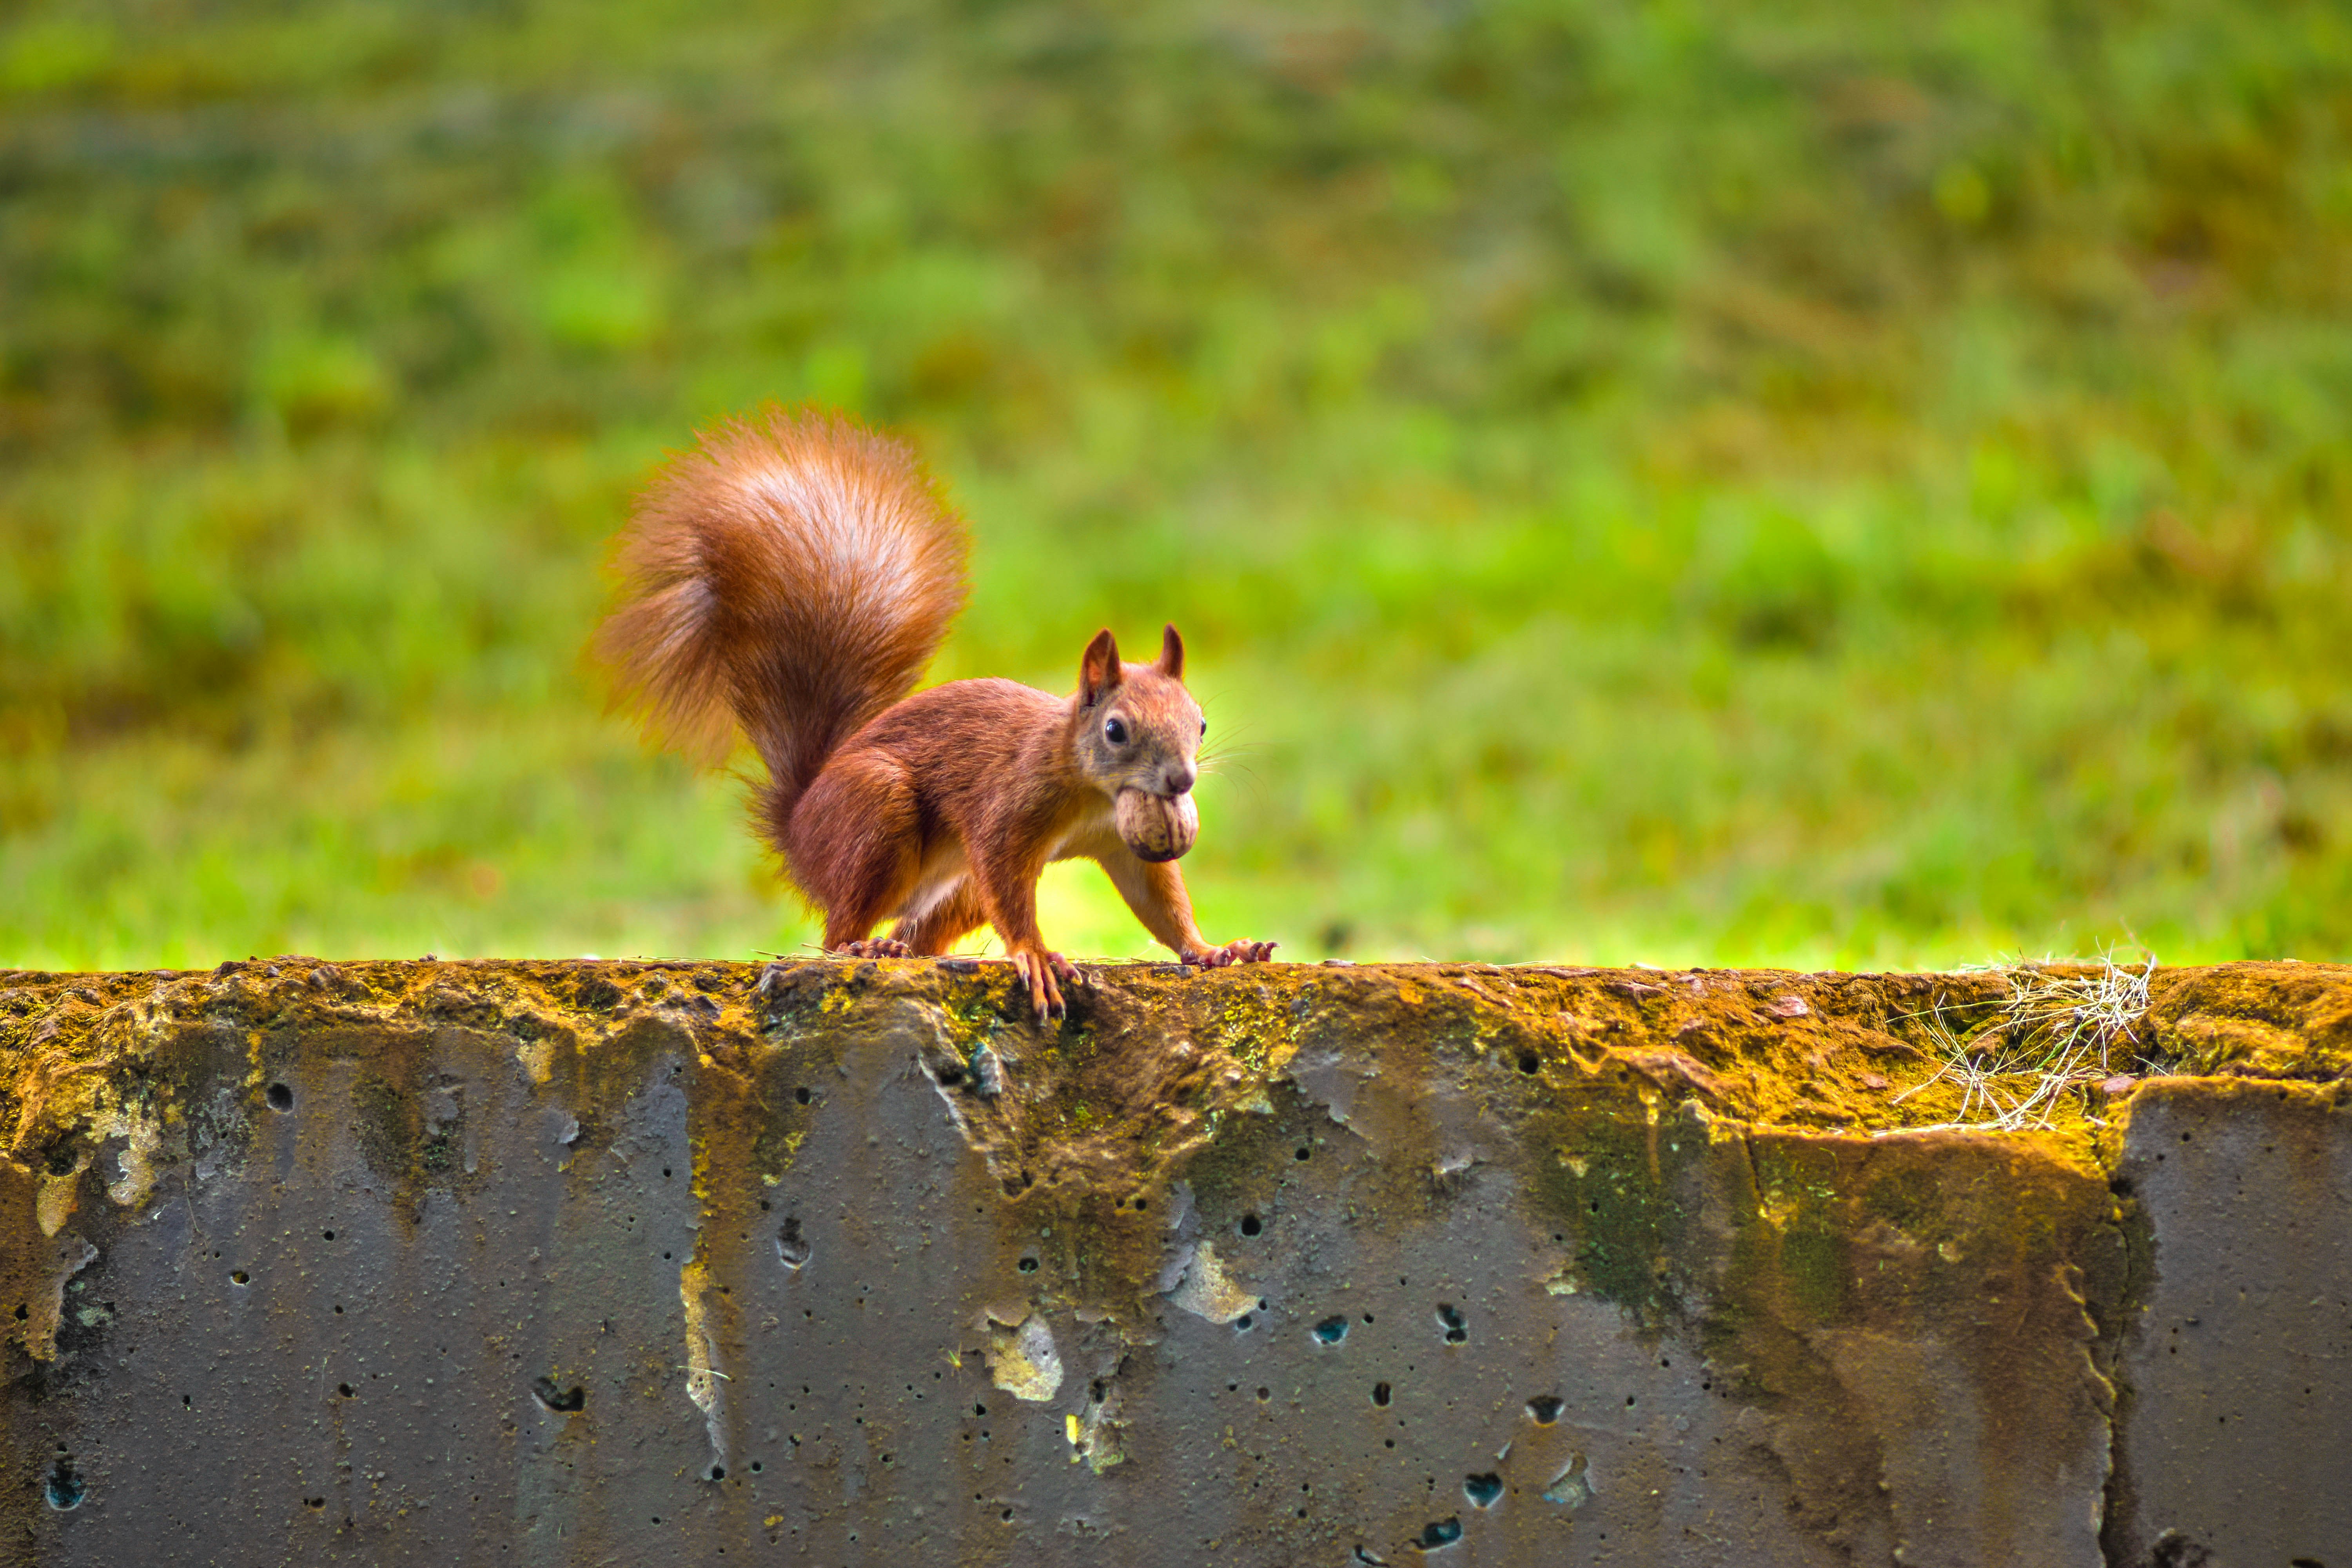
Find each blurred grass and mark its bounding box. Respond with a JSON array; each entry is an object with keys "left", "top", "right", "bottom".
[{"left": 4, "top": 0, "right": 2351, "bottom": 969}]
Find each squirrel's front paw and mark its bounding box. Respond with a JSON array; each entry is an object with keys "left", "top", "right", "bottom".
[
  {"left": 837, "top": 938, "right": 911, "bottom": 959},
  {"left": 1183, "top": 939, "right": 1279, "bottom": 968},
  {"left": 1011, "top": 949, "right": 1078, "bottom": 1021}
]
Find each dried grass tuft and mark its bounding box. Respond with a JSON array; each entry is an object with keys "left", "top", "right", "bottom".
[{"left": 1888, "top": 947, "right": 2155, "bottom": 1133}]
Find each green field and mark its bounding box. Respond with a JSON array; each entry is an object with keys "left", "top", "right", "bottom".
[{"left": 5, "top": 0, "right": 2351, "bottom": 971}]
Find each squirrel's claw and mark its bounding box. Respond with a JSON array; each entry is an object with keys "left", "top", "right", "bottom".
[
  {"left": 837, "top": 938, "right": 910, "bottom": 959},
  {"left": 1184, "top": 939, "right": 1279, "bottom": 968},
  {"left": 1012, "top": 949, "right": 1072, "bottom": 1022}
]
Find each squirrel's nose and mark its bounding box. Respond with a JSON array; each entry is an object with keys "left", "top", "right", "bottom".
[{"left": 1164, "top": 764, "right": 1196, "bottom": 797}]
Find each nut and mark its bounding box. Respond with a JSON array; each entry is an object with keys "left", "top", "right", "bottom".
[{"left": 1114, "top": 789, "right": 1198, "bottom": 863}]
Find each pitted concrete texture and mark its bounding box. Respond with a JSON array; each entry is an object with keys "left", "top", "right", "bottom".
[
  {"left": 0, "top": 957, "right": 2345, "bottom": 1566},
  {"left": 2102, "top": 1080, "right": 2352, "bottom": 1567}
]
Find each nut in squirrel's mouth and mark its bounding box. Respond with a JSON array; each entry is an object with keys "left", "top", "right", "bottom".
[{"left": 1114, "top": 787, "right": 1199, "bottom": 864}]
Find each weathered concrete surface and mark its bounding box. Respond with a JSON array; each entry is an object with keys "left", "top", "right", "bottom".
[
  {"left": 2102, "top": 1079, "right": 2352, "bottom": 1567},
  {"left": 0, "top": 957, "right": 2343, "bottom": 1566}
]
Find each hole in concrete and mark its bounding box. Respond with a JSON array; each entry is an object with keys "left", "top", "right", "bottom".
[
  {"left": 44, "top": 1457, "right": 83, "bottom": 1511},
  {"left": 662, "top": 1167, "right": 672, "bottom": 1179},
  {"left": 337, "top": 1384, "right": 353, "bottom": 1397},
  {"left": 777, "top": 1217, "right": 811, "bottom": 1270},
  {"left": 1413, "top": 1516, "right": 1462, "bottom": 1550},
  {"left": 531, "top": 1377, "right": 585, "bottom": 1413},
  {"left": 1016, "top": 1256, "right": 1039, "bottom": 1274},
  {"left": 1295, "top": 1146, "right": 1312, "bottom": 1161},
  {"left": 1517, "top": 1053, "right": 1539, "bottom": 1075},
  {"left": 11, "top": 1305, "right": 24, "bottom": 1321},
  {"left": 1313, "top": 1316, "right": 1350, "bottom": 1345},
  {"left": 266, "top": 1083, "right": 294, "bottom": 1112},
  {"left": 230, "top": 1270, "right": 251, "bottom": 1287},
  {"left": 304, "top": 1496, "right": 325, "bottom": 1510},
  {"left": 1239, "top": 1213, "right": 1263, "bottom": 1237},
  {"left": 707, "top": 1465, "right": 725, "bottom": 1481},
  {"left": 334, "top": 1305, "right": 343, "bottom": 1314},
  {"left": 1526, "top": 1395, "right": 1563, "bottom": 1424},
  {"left": 1464, "top": 1472, "right": 1503, "bottom": 1508},
  {"left": 1255, "top": 1387, "right": 1271, "bottom": 1401},
  {"left": 182, "top": 1394, "right": 191, "bottom": 1407},
  {"left": 750, "top": 1461, "right": 762, "bottom": 1473},
  {"left": 321, "top": 1230, "right": 334, "bottom": 1241},
  {"left": 795, "top": 1087, "right": 812, "bottom": 1105},
  {"left": 1373, "top": 1382, "right": 1392, "bottom": 1407},
  {"left": 1436, "top": 1304, "right": 1467, "bottom": 1343},
  {"left": 1235, "top": 1314, "right": 1254, "bottom": 1332}
]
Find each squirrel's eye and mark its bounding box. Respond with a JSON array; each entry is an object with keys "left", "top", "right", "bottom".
[{"left": 1104, "top": 717, "right": 1129, "bottom": 745}]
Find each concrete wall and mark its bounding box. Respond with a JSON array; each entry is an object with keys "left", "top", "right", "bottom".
[{"left": 0, "top": 957, "right": 2344, "bottom": 1566}]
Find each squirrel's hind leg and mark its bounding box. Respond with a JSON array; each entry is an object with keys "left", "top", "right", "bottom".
[{"left": 789, "top": 753, "right": 925, "bottom": 955}]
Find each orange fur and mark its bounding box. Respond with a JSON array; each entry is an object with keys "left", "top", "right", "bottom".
[
  {"left": 595, "top": 404, "right": 1274, "bottom": 1018},
  {"left": 596, "top": 405, "right": 969, "bottom": 815}
]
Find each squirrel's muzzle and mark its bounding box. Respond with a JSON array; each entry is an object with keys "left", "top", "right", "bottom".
[{"left": 1115, "top": 788, "right": 1199, "bottom": 863}]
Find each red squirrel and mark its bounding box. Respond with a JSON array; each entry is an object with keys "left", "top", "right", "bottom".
[{"left": 595, "top": 404, "right": 1276, "bottom": 1019}]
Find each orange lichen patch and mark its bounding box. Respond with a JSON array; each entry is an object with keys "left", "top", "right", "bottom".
[
  {"left": 2140, "top": 961, "right": 2352, "bottom": 1079},
  {"left": 3, "top": 960, "right": 2347, "bottom": 1219},
  {"left": 2, "top": 959, "right": 2345, "bottom": 1147}
]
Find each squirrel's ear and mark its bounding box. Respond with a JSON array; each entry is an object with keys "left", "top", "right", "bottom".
[
  {"left": 1156, "top": 623, "right": 1184, "bottom": 680},
  {"left": 1080, "top": 628, "right": 1123, "bottom": 704}
]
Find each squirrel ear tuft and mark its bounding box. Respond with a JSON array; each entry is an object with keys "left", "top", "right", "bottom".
[
  {"left": 1080, "top": 629, "right": 1123, "bottom": 704},
  {"left": 1157, "top": 623, "right": 1184, "bottom": 679}
]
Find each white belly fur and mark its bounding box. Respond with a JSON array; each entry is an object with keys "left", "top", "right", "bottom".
[
  {"left": 894, "top": 840, "right": 970, "bottom": 922},
  {"left": 890, "top": 795, "right": 1117, "bottom": 922},
  {"left": 1047, "top": 795, "right": 1118, "bottom": 863}
]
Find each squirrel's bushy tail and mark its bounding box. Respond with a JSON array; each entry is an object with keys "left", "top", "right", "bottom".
[{"left": 595, "top": 405, "right": 969, "bottom": 821}]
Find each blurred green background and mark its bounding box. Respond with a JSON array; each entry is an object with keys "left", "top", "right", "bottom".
[{"left": 4, "top": 0, "right": 2350, "bottom": 972}]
